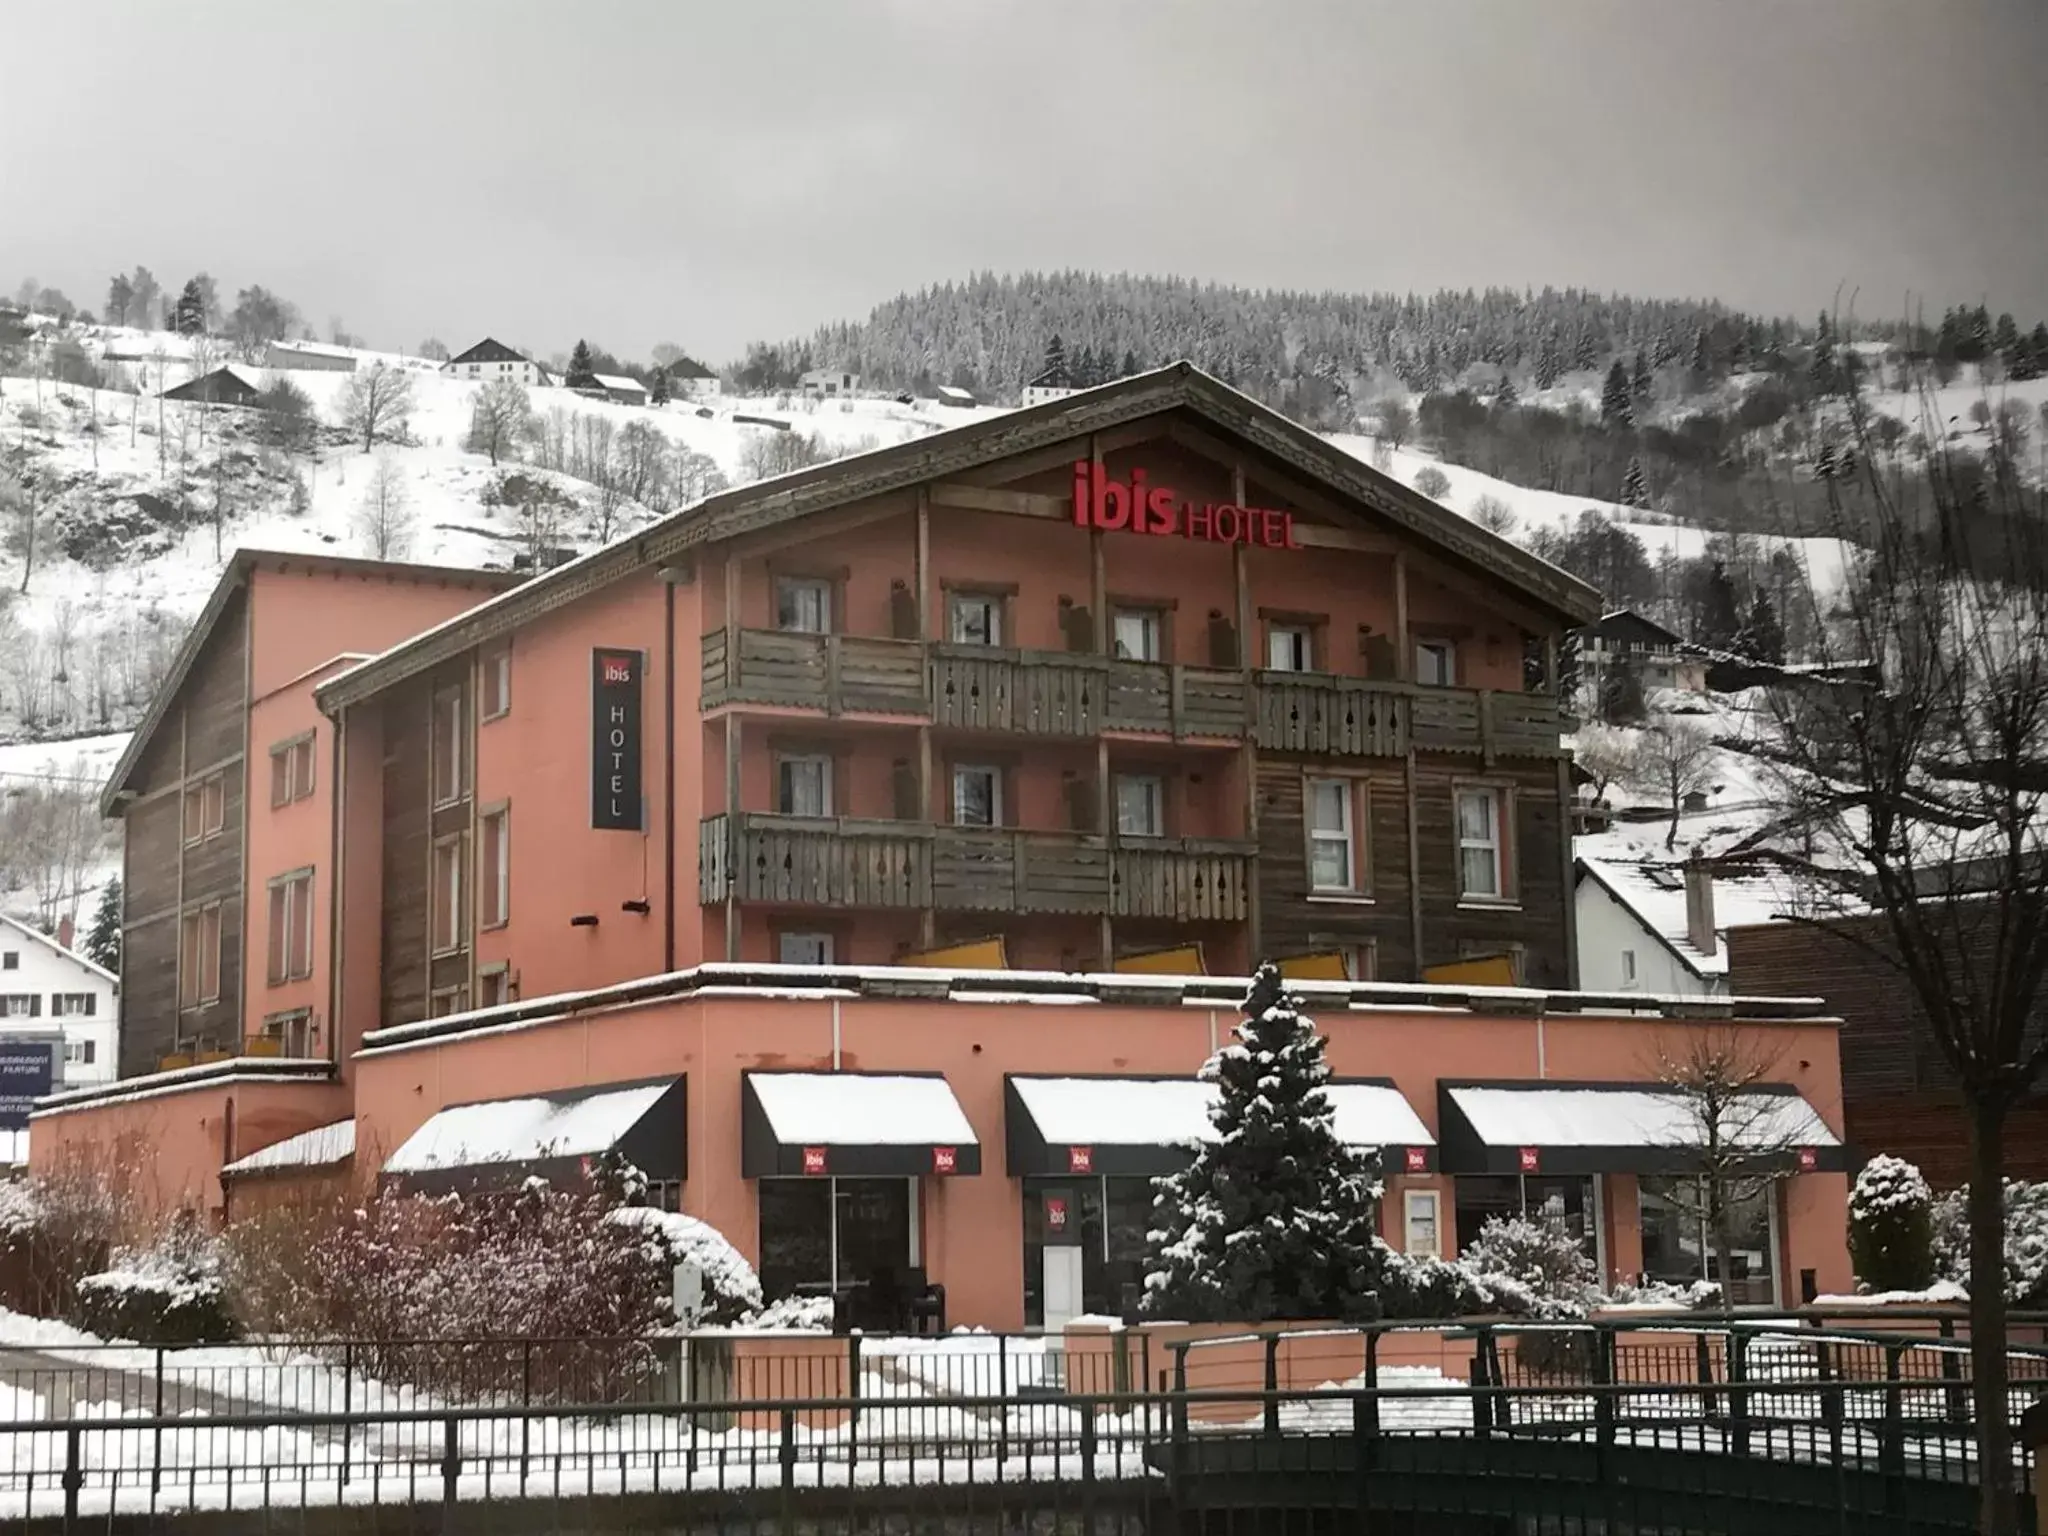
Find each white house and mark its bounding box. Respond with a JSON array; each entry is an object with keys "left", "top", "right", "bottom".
[
  {"left": 0, "top": 913, "right": 117, "bottom": 1087},
  {"left": 1575, "top": 610, "right": 1708, "bottom": 708},
  {"left": 262, "top": 339, "right": 358, "bottom": 373},
  {"left": 800, "top": 368, "right": 859, "bottom": 398},
  {"left": 1573, "top": 853, "right": 1795, "bottom": 998},
  {"left": 1022, "top": 359, "right": 1078, "bottom": 409},
  {"left": 443, "top": 338, "right": 550, "bottom": 389},
  {"left": 663, "top": 357, "right": 719, "bottom": 400}
]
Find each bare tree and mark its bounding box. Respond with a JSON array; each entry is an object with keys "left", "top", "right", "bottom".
[
  {"left": 465, "top": 376, "right": 531, "bottom": 466},
  {"left": 1758, "top": 360, "right": 2048, "bottom": 1532},
  {"left": 1470, "top": 494, "right": 1518, "bottom": 536},
  {"left": 1412, "top": 465, "right": 1451, "bottom": 500},
  {"left": 1625, "top": 717, "right": 1718, "bottom": 847},
  {"left": 1572, "top": 721, "right": 1634, "bottom": 805},
  {"left": 2, "top": 462, "right": 38, "bottom": 595},
  {"left": 352, "top": 456, "right": 414, "bottom": 560},
  {"left": 184, "top": 333, "right": 222, "bottom": 447},
  {"left": 338, "top": 363, "right": 414, "bottom": 453},
  {"left": 613, "top": 419, "right": 671, "bottom": 512},
  {"left": 1372, "top": 397, "right": 1414, "bottom": 451}
]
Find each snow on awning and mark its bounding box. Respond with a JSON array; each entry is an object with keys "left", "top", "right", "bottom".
[
  {"left": 1004, "top": 1075, "right": 1436, "bottom": 1178},
  {"left": 382, "top": 1076, "right": 685, "bottom": 1193},
  {"left": 741, "top": 1072, "right": 980, "bottom": 1178},
  {"left": 222, "top": 1118, "right": 356, "bottom": 1178},
  {"left": 1437, "top": 1081, "right": 1845, "bottom": 1176}
]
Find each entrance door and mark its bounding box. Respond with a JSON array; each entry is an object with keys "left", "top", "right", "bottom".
[{"left": 1042, "top": 1244, "right": 1087, "bottom": 1328}]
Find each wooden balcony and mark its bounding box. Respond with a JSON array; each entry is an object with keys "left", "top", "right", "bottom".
[
  {"left": 1255, "top": 671, "right": 1563, "bottom": 760},
  {"left": 701, "top": 629, "right": 927, "bottom": 715},
  {"left": 699, "top": 814, "right": 1253, "bottom": 921},
  {"left": 928, "top": 646, "right": 1247, "bottom": 740}
]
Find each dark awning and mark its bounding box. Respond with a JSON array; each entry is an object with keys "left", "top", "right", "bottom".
[
  {"left": 381, "top": 1075, "right": 686, "bottom": 1193},
  {"left": 741, "top": 1071, "right": 981, "bottom": 1178},
  {"left": 1004, "top": 1074, "right": 1436, "bottom": 1178},
  {"left": 1435, "top": 1080, "right": 1848, "bottom": 1177}
]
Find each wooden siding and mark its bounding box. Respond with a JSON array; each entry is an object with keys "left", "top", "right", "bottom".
[
  {"left": 1254, "top": 760, "right": 1414, "bottom": 980},
  {"left": 378, "top": 681, "right": 434, "bottom": 1030},
  {"left": 702, "top": 629, "right": 927, "bottom": 715},
  {"left": 1256, "top": 674, "right": 1410, "bottom": 757}
]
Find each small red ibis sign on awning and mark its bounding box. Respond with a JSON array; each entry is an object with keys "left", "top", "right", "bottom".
[
  {"left": 1068, "top": 1146, "right": 1094, "bottom": 1175},
  {"left": 1518, "top": 1147, "right": 1541, "bottom": 1173},
  {"left": 1046, "top": 1196, "right": 1068, "bottom": 1231},
  {"left": 1798, "top": 1147, "right": 1817, "bottom": 1171},
  {"left": 932, "top": 1146, "right": 959, "bottom": 1176},
  {"left": 1404, "top": 1148, "right": 1428, "bottom": 1173},
  {"left": 801, "top": 1146, "right": 828, "bottom": 1176}
]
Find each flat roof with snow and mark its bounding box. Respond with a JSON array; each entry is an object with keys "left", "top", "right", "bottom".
[
  {"left": 741, "top": 1071, "right": 980, "bottom": 1178},
  {"left": 1437, "top": 1081, "right": 1844, "bottom": 1176},
  {"left": 221, "top": 1118, "right": 355, "bottom": 1177},
  {"left": 382, "top": 1076, "right": 685, "bottom": 1192}
]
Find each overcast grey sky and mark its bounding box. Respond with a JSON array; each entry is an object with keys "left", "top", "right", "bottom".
[{"left": 3, "top": 1, "right": 2043, "bottom": 363}]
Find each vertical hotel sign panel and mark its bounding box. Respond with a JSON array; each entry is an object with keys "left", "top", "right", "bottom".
[{"left": 591, "top": 648, "right": 644, "bottom": 831}]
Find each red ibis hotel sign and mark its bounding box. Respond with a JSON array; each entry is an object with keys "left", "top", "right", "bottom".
[{"left": 1071, "top": 463, "right": 1300, "bottom": 549}]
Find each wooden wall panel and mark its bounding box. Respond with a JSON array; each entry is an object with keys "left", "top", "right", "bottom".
[
  {"left": 379, "top": 683, "right": 432, "bottom": 1030},
  {"left": 124, "top": 795, "right": 181, "bottom": 921},
  {"left": 117, "top": 913, "right": 178, "bottom": 1078},
  {"left": 1255, "top": 760, "right": 1413, "bottom": 980},
  {"left": 182, "top": 592, "right": 249, "bottom": 771}
]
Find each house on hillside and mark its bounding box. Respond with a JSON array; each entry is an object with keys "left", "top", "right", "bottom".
[
  {"left": 0, "top": 912, "right": 118, "bottom": 1088},
  {"left": 263, "top": 339, "right": 358, "bottom": 373},
  {"left": 580, "top": 373, "right": 648, "bottom": 407},
  {"left": 444, "top": 338, "right": 549, "bottom": 389},
  {"left": 663, "top": 357, "right": 719, "bottom": 400},
  {"left": 1022, "top": 358, "right": 1078, "bottom": 408},
  {"left": 800, "top": 368, "right": 858, "bottom": 398},
  {"left": 935, "top": 386, "right": 976, "bottom": 409},
  {"left": 1573, "top": 609, "right": 1705, "bottom": 704},
  {"left": 160, "top": 365, "right": 266, "bottom": 409},
  {"left": 1573, "top": 854, "right": 1797, "bottom": 999}
]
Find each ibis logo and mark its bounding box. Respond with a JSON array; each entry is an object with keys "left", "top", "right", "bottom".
[{"left": 1071, "top": 463, "right": 1300, "bottom": 549}]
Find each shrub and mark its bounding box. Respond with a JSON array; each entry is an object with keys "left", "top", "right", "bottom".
[
  {"left": 1458, "top": 1214, "right": 1600, "bottom": 1320},
  {"left": 1933, "top": 1180, "right": 2048, "bottom": 1305},
  {"left": 1376, "top": 1245, "right": 1497, "bottom": 1320},
  {"left": 1848, "top": 1155, "right": 1936, "bottom": 1293},
  {"left": 75, "top": 1218, "right": 235, "bottom": 1344},
  {"left": 0, "top": 1166, "right": 125, "bottom": 1319},
  {"left": 1412, "top": 465, "right": 1452, "bottom": 500},
  {"left": 604, "top": 1206, "right": 762, "bottom": 1325}
]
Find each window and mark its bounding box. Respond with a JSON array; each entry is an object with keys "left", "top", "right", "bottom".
[
  {"left": 179, "top": 904, "right": 222, "bottom": 1009},
  {"left": 1455, "top": 1175, "right": 1601, "bottom": 1267},
  {"left": 267, "top": 869, "right": 315, "bottom": 984},
  {"left": 0, "top": 996, "right": 36, "bottom": 1019},
  {"left": 757, "top": 1176, "right": 915, "bottom": 1301},
  {"left": 1112, "top": 608, "right": 1162, "bottom": 662},
  {"left": 1415, "top": 640, "right": 1457, "bottom": 686},
  {"left": 1620, "top": 949, "right": 1638, "bottom": 987},
  {"left": 1456, "top": 788, "right": 1505, "bottom": 900},
  {"left": 1308, "top": 779, "right": 1365, "bottom": 893},
  {"left": 775, "top": 577, "right": 832, "bottom": 635},
  {"left": 1403, "top": 1190, "right": 1441, "bottom": 1258},
  {"left": 480, "top": 645, "right": 512, "bottom": 721},
  {"left": 1639, "top": 1175, "right": 1779, "bottom": 1306},
  {"left": 479, "top": 806, "right": 511, "bottom": 928},
  {"left": 1115, "top": 774, "right": 1164, "bottom": 838},
  {"left": 778, "top": 931, "right": 835, "bottom": 966},
  {"left": 431, "top": 836, "right": 467, "bottom": 956},
  {"left": 270, "top": 735, "right": 315, "bottom": 807},
  {"left": 182, "top": 773, "right": 226, "bottom": 844},
  {"left": 0, "top": 953, "right": 13, "bottom": 971},
  {"left": 51, "top": 994, "right": 96, "bottom": 1018},
  {"left": 262, "top": 1010, "right": 313, "bottom": 1056},
  {"left": 430, "top": 686, "right": 467, "bottom": 807},
  {"left": 1267, "top": 623, "right": 1313, "bottom": 672},
  {"left": 428, "top": 985, "right": 471, "bottom": 1019},
  {"left": 63, "top": 1040, "right": 97, "bottom": 1066},
  {"left": 777, "top": 755, "right": 833, "bottom": 818},
  {"left": 947, "top": 591, "right": 1003, "bottom": 646},
  {"left": 478, "top": 965, "right": 512, "bottom": 1009},
  {"left": 952, "top": 765, "right": 1002, "bottom": 827}
]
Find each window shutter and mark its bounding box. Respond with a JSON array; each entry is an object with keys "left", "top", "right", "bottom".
[
  {"left": 1059, "top": 598, "right": 1093, "bottom": 653},
  {"left": 1362, "top": 631, "right": 1397, "bottom": 680},
  {"left": 1063, "top": 773, "right": 1097, "bottom": 833},
  {"left": 891, "top": 759, "right": 920, "bottom": 822},
  {"left": 888, "top": 580, "right": 918, "bottom": 640},
  {"left": 1207, "top": 612, "right": 1240, "bottom": 668},
  {"left": 83, "top": 995, "right": 94, "bottom": 1017},
  {"left": 28, "top": 997, "right": 39, "bottom": 1019}
]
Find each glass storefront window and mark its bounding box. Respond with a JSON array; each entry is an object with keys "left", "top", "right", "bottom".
[
  {"left": 1453, "top": 1174, "right": 1601, "bottom": 1267},
  {"left": 1021, "top": 1175, "right": 1157, "bottom": 1325},
  {"left": 1637, "top": 1175, "right": 1779, "bottom": 1305},
  {"left": 758, "top": 1177, "right": 916, "bottom": 1300}
]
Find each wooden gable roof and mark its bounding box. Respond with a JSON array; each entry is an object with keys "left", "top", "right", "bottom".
[
  {"left": 447, "top": 338, "right": 528, "bottom": 367},
  {"left": 316, "top": 363, "right": 1602, "bottom": 714}
]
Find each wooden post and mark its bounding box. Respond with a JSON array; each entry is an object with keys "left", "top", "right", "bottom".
[
  {"left": 1558, "top": 756, "right": 1579, "bottom": 989},
  {"left": 914, "top": 489, "right": 931, "bottom": 641},
  {"left": 919, "top": 725, "right": 936, "bottom": 949},
  {"left": 1090, "top": 436, "right": 1109, "bottom": 654},
  {"left": 1405, "top": 749, "right": 1424, "bottom": 976},
  {"left": 1097, "top": 737, "right": 1114, "bottom": 967},
  {"left": 1232, "top": 464, "right": 1260, "bottom": 964},
  {"left": 724, "top": 713, "right": 741, "bottom": 961},
  {"left": 723, "top": 550, "right": 742, "bottom": 690},
  {"left": 1393, "top": 552, "right": 1411, "bottom": 682}
]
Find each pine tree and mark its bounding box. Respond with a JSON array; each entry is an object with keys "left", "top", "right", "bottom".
[
  {"left": 170, "top": 278, "right": 207, "bottom": 336},
  {"left": 2012, "top": 325, "right": 2048, "bottom": 383},
  {"left": 1814, "top": 443, "right": 1837, "bottom": 481},
  {"left": 1038, "top": 333, "right": 1068, "bottom": 385},
  {"left": 649, "top": 369, "right": 671, "bottom": 407},
  {"left": 104, "top": 274, "right": 133, "bottom": 328},
  {"left": 1743, "top": 590, "right": 1786, "bottom": 664},
  {"left": 566, "top": 339, "right": 597, "bottom": 390},
  {"left": 1620, "top": 456, "right": 1650, "bottom": 508},
  {"left": 1533, "top": 333, "right": 1562, "bottom": 390},
  {"left": 83, "top": 877, "right": 122, "bottom": 973},
  {"left": 1697, "top": 560, "right": 1742, "bottom": 651},
  {"left": 1120, "top": 348, "right": 1139, "bottom": 379},
  {"left": 1141, "top": 965, "right": 1385, "bottom": 1322},
  {"left": 1630, "top": 349, "right": 1652, "bottom": 401},
  {"left": 1599, "top": 360, "right": 1633, "bottom": 429},
  {"left": 1993, "top": 313, "right": 2020, "bottom": 363},
  {"left": 1493, "top": 373, "right": 1518, "bottom": 408}
]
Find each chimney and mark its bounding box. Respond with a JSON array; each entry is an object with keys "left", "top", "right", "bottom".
[
  {"left": 56, "top": 914, "right": 74, "bottom": 952},
  {"left": 1683, "top": 859, "right": 1717, "bottom": 958}
]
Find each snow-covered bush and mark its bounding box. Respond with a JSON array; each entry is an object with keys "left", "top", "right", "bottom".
[
  {"left": 740, "top": 1294, "right": 834, "bottom": 1331},
  {"left": 1848, "top": 1155, "right": 1935, "bottom": 1293},
  {"left": 0, "top": 1164, "right": 125, "bottom": 1320},
  {"left": 1142, "top": 965, "right": 1385, "bottom": 1322},
  {"left": 1458, "top": 1214, "right": 1600, "bottom": 1321},
  {"left": 1376, "top": 1245, "right": 1499, "bottom": 1320},
  {"left": 604, "top": 1206, "right": 762, "bottom": 1324},
  {"left": 75, "top": 1217, "right": 234, "bottom": 1345},
  {"left": 1933, "top": 1180, "right": 2048, "bottom": 1305},
  {"left": 1604, "top": 1277, "right": 1722, "bottom": 1311}
]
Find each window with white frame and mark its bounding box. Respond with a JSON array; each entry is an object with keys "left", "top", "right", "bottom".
[
  {"left": 777, "top": 931, "right": 834, "bottom": 966},
  {"left": 1415, "top": 639, "right": 1457, "bottom": 686},
  {"left": 1403, "top": 1189, "right": 1441, "bottom": 1258},
  {"left": 478, "top": 966, "right": 512, "bottom": 1010},
  {"left": 1112, "top": 608, "right": 1162, "bottom": 662},
  {"left": 947, "top": 591, "right": 1003, "bottom": 646},
  {"left": 267, "top": 868, "right": 315, "bottom": 984},
  {"left": 0, "top": 953, "right": 14, "bottom": 971},
  {"left": 0, "top": 996, "right": 36, "bottom": 1019},
  {"left": 1267, "top": 623, "right": 1314, "bottom": 672},
  {"left": 51, "top": 994, "right": 96, "bottom": 1018},
  {"left": 479, "top": 805, "right": 511, "bottom": 927},
  {"left": 1620, "top": 949, "right": 1638, "bottom": 987},
  {"left": 262, "top": 1009, "right": 312, "bottom": 1056},
  {"left": 1457, "top": 788, "right": 1505, "bottom": 899},
  {"left": 428, "top": 985, "right": 471, "bottom": 1019},
  {"left": 270, "top": 735, "right": 315, "bottom": 807},
  {"left": 64, "top": 1039, "right": 97, "bottom": 1066},
  {"left": 1308, "top": 778, "right": 1360, "bottom": 892},
  {"left": 431, "top": 836, "right": 467, "bottom": 956},
  {"left": 430, "top": 687, "right": 467, "bottom": 807},
  {"left": 777, "top": 755, "right": 833, "bottom": 817},
  {"left": 776, "top": 577, "right": 832, "bottom": 635},
  {"left": 480, "top": 644, "right": 512, "bottom": 721},
  {"left": 179, "top": 904, "right": 222, "bottom": 1009},
  {"left": 952, "top": 764, "right": 1002, "bottom": 827},
  {"left": 1115, "top": 774, "right": 1164, "bottom": 837},
  {"left": 182, "top": 773, "right": 226, "bottom": 844}
]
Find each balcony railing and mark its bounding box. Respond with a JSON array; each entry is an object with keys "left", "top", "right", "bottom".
[
  {"left": 702, "top": 631, "right": 1561, "bottom": 758},
  {"left": 699, "top": 814, "right": 1253, "bottom": 921}
]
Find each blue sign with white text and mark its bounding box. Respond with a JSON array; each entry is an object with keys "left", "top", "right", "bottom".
[{"left": 0, "top": 1043, "right": 56, "bottom": 1131}]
